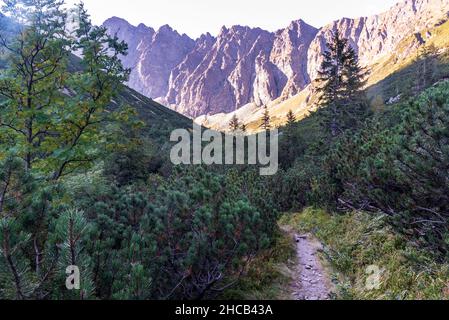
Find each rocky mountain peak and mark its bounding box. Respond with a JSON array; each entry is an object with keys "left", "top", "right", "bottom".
[
  {"left": 103, "top": 0, "right": 449, "bottom": 118},
  {"left": 307, "top": 0, "right": 449, "bottom": 80},
  {"left": 103, "top": 16, "right": 129, "bottom": 27},
  {"left": 158, "top": 24, "right": 173, "bottom": 32},
  {"left": 136, "top": 23, "right": 150, "bottom": 30}
]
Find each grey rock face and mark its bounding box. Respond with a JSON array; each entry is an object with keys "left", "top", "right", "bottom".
[
  {"left": 307, "top": 0, "right": 449, "bottom": 80},
  {"left": 103, "top": 0, "right": 449, "bottom": 117},
  {"left": 104, "top": 17, "right": 195, "bottom": 99}
]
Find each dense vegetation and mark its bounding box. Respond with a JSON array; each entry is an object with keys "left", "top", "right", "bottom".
[
  {"left": 1, "top": 0, "right": 449, "bottom": 301},
  {"left": 280, "top": 209, "right": 449, "bottom": 300},
  {"left": 276, "top": 81, "right": 449, "bottom": 255},
  {"left": 0, "top": 0, "right": 277, "bottom": 299},
  {"left": 271, "top": 39, "right": 449, "bottom": 298}
]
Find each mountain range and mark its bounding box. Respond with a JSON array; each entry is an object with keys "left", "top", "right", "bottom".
[{"left": 103, "top": 0, "right": 449, "bottom": 127}]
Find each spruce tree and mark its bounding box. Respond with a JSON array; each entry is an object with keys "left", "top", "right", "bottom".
[
  {"left": 414, "top": 44, "right": 438, "bottom": 93},
  {"left": 286, "top": 110, "right": 296, "bottom": 126},
  {"left": 315, "top": 30, "right": 367, "bottom": 138},
  {"left": 261, "top": 106, "right": 271, "bottom": 131},
  {"left": 229, "top": 114, "right": 240, "bottom": 132}
]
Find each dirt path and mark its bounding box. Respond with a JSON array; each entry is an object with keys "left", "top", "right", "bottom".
[{"left": 281, "top": 226, "right": 333, "bottom": 300}]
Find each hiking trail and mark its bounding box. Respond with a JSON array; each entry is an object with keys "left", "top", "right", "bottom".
[{"left": 281, "top": 226, "right": 334, "bottom": 300}]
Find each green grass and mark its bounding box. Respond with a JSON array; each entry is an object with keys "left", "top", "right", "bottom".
[
  {"left": 280, "top": 209, "right": 449, "bottom": 300},
  {"left": 221, "top": 230, "right": 296, "bottom": 300}
]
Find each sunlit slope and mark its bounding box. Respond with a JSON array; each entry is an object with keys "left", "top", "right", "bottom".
[{"left": 197, "top": 20, "right": 449, "bottom": 133}]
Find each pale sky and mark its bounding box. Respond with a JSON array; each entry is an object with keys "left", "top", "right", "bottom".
[{"left": 68, "top": 0, "right": 400, "bottom": 38}]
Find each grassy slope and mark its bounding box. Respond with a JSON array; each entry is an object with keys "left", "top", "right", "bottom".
[
  {"left": 280, "top": 209, "right": 449, "bottom": 300},
  {"left": 367, "top": 19, "right": 449, "bottom": 109},
  {"left": 114, "top": 85, "right": 192, "bottom": 138},
  {"left": 221, "top": 230, "right": 296, "bottom": 300},
  {"left": 68, "top": 54, "right": 192, "bottom": 142}
]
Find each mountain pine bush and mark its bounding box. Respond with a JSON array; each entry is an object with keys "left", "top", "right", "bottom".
[{"left": 331, "top": 82, "right": 449, "bottom": 254}]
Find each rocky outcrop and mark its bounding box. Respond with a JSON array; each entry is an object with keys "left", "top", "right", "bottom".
[
  {"left": 167, "top": 22, "right": 319, "bottom": 117},
  {"left": 307, "top": 0, "right": 449, "bottom": 80},
  {"left": 168, "top": 26, "right": 278, "bottom": 116},
  {"left": 104, "top": 18, "right": 318, "bottom": 117},
  {"left": 104, "top": 17, "right": 195, "bottom": 99},
  {"left": 103, "top": 0, "right": 449, "bottom": 118},
  {"left": 271, "top": 20, "right": 318, "bottom": 98}
]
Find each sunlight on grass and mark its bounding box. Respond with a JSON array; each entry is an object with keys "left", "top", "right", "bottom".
[{"left": 280, "top": 209, "right": 449, "bottom": 300}]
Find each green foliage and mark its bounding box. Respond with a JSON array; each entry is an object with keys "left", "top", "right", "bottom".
[
  {"left": 229, "top": 114, "right": 240, "bottom": 132},
  {"left": 0, "top": 0, "right": 70, "bottom": 173},
  {"left": 0, "top": 0, "right": 154, "bottom": 300},
  {"left": 50, "top": 209, "right": 95, "bottom": 299},
  {"left": 315, "top": 30, "right": 368, "bottom": 138},
  {"left": 281, "top": 209, "right": 449, "bottom": 300},
  {"left": 142, "top": 167, "right": 276, "bottom": 299},
  {"left": 331, "top": 82, "right": 449, "bottom": 254},
  {"left": 0, "top": 0, "right": 130, "bottom": 180},
  {"left": 261, "top": 106, "right": 271, "bottom": 131},
  {"left": 0, "top": 217, "right": 37, "bottom": 299},
  {"left": 275, "top": 80, "right": 449, "bottom": 258}
]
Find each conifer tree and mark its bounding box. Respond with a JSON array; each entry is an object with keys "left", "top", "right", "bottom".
[
  {"left": 229, "top": 114, "right": 240, "bottom": 132},
  {"left": 0, "top": 1, "right": 130, "bottom": 180},
  {"left": 0, "top": 0, "right": 131, "bottom": 299},
  {"left": 315, "top": 30, "right": 367, "bottom": 138},
  {"left": 414, "top": 44, "right": 438, "bottom": 93},
  {"left": 286, "top": 110, "right": 296, "bottom": 127},
  {"left": 261, "top": 106, "right": 271, "bottom": 131}
]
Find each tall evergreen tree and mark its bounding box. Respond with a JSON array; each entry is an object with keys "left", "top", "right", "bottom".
[
  {"left": 286, "top": 110, "right": 296, "bottom": 127},
  {"left": 315, "top": 30, "right": 367, "bottom": 138},
  {"left": 261, "top": 106, "right": 271, "bottom": 131},
  {"left": 0, "top": 0, "right": 131, "bottom": 299},
  {"left": 229, "top": 114, "right": 240, "bottom": 132},
  {"left": 0, "top": 1, "right": 130, "bottom": 180},
  {"left": 414, "top": 44, "right": 438, "bottom": 93}
]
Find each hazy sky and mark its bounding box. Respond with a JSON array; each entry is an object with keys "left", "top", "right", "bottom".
[{"left": 66, "top": 0, "right": 400, "bottom": 38}]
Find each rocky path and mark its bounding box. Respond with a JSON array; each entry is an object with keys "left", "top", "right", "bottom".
[{"left": 281, "top": 226, "right": 333, "bottom": 300}]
